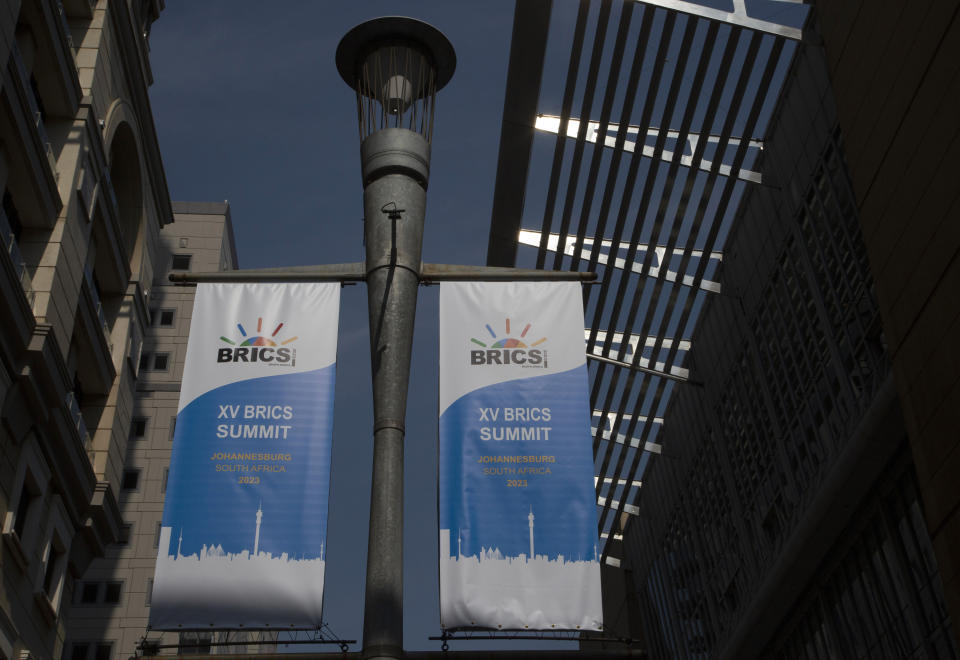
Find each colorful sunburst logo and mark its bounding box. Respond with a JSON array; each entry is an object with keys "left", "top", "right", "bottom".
[
  {"left": 470, "top": 318, "right": 546, "bottom": 349},
  {"left": 219, "top": 317, "right": 298, "bottom": 347}
]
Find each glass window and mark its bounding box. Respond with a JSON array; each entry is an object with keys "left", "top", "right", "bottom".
[
  {"left": 170, "top": 416, "right": 177, "bottom": 441},
  {"left": 139, "top": 352, "right": 151, "bottom": 371},
  {"left": 118, "top": 523, "right": 131, "bottom": 545},
  {"left": 94, "top": 643, "right": 111, "bottom": 660},
  {"left": 103, "top": 582, "right": 121, "bottom": 604},
  {"left": 43, "top": 542, "right": 65, "bottom": 598},
  {"left": 159, "top": 309, "right": 175, "bottom": 326},
  {"left": 153, "top": 353, "right": 169, "bottom": 371},
  {"left": 171, "top": 254, "right": 191, "bottom": 270},
  {"left": 70, "top": 644, "right": 89, "bottom": 660},
  {"left": 154, "top": 521, "right": 162, "bottom": 548},
  {"left": 12, "top": 480, "right": 36, "bottom": 539},
  {"left": 81, "top": 582, "right": 99, "bottom": 603},
  {"left": 121, "top": 470, "right": 139, "bottom": 490},
  {"left": 162, "top": 468, "right": 168, "bottom": 493},
  {"left": 130, "top": 417, "right": 147, "bottom": 438}
]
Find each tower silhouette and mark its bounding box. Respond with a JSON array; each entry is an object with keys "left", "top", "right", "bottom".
[
  {"left": 528, "top": 506, "right": 535, "bottom": 560},
  {"left": 254, "top": 502, "right": 263, "bottom": 556}
]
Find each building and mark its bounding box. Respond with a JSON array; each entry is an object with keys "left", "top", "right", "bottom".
[
  {"left": 0, "top": 0, "right": 171, "bottom": 658},
  {"left": 0, "top": 3, "right": 256, "bottom": 659},
  {"left": 487, "top": 1, "right": 959, "bottom": 657},
  {"left": 816, "top": 3, "right": 960, "bottom": 651},
  {"left": 62, "top": 201, "right": 277, "bottom": 660}
]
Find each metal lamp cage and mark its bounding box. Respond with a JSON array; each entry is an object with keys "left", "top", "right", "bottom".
[
  {"left": 354, "top": 41, "right": 438, "bottom": 142},
  {"left": 337, "top": 17, "right": 455, "bottom": 145}
]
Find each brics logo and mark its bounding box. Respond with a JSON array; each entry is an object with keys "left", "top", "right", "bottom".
[
  {"left": 216, "top": 317, "right": 297, "bottom": 366},
  {"left": 469, "top": 318, "right": 547, "bottom": 368}
]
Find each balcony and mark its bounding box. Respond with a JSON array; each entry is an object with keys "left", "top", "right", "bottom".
[
  {"left": 74, "top": 265, "right": 115, "bottom": 394},
  {"left": 78, "top": 110, "right": 131, "bottom": 292},
  {"left": 65, "top": 391, "right": 94, "bottom": 465},
  {"left": 11, "top": 47, "right": 58, "bottom": 180},
  {"left": 2, "top": 45, "right": 61, "bottom": 225},
  {"left": 99, "top": 167, "right": 123, "bottom": 232},
  {"left": 83, "top": 264, "right": 111, "bottom": 351},
  {"left": 17, "top": 0, "right": 81, "bottom": 118},
  {"left": 0, "top": 208, "right": 36, "bottom": 309}
]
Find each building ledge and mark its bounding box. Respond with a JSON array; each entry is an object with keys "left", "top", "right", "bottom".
[
  {"left": 87, "top": 480, "right": 121, "bottom": 547},
  {"left": 77, "top": 106, "right": 131, "bottom": 294},
  {"left": 21, "top": 0, "right": 83, "bottom": 117},
  {"left": 32, "top": 591, "right": 56, "bottom": 627},
  {"left": 75, "top": 272, "right": 116, "bottom": 393},
  {"left": 0, "top": 237, "right": 37, "bottom": 358},
  {"left": 70, "top": 482, "right": 122, "bottom": 577},
  {"left": 24, "top": 326, "right": 98, "bottom": 526},
  {"left": 1, "top": 531, "right": 29, "bottom": 574}
]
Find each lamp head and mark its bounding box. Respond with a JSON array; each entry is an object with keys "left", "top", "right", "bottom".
[{"left": 337, "top": 17, "right": 456, "bottom": 142}]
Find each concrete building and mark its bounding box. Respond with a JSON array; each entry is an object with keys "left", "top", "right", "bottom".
[
  {"left": 0, "top": 3, "right": 256, "bottom": 659},
  {"left": 0, "top": 0, "right": 171, "bottom": 658},
  {"left": 816, "top": 2, "right": 960, "bottom": 649},
  {"left": 487, "top": 1, "right": 959, "bottom": 657},
  {"left": 62, "top": 202, "right": 277, "bottom": 660}
]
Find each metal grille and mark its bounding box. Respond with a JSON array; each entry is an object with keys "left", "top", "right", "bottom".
[
  {"left": 353, "top": 44, "right": 438, "bottom": 142},
  {"left": 627, "top": 119, "right": 898, "bottom": 653},
  {"left": 766, "top": 464, "right": 959, "bottom": 660},
  {"left": 487, "top": 0, "right": 802, "bottom": 562}
]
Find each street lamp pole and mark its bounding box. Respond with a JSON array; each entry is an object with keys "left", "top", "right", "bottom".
[
  {"left": 170, "top": 17, "right": 598, "bottom": 658},
  {"left": 336, "top": 18, "right": 456, "bottom": 660}
]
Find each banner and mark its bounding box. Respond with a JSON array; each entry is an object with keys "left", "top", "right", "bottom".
[
  {"left": 438, "top": 281, "right": 602, "bottom": 631},
  {"left": 150, "top": 283, "right": 339, "bottom": 630}
]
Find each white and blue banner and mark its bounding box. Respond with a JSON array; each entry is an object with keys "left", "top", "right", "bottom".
[
  {"left": 438, "top": 281, "right": 602, "bottom": 631},
  {"left": 149, "top": 283, "right": 339, "bottom": 630}
]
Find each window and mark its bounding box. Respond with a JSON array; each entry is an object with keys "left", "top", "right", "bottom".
[
  {"left": 103, "top": 582, "right": 121, "bottom": 604},
  {"left": 154, "top": 521, "right": 162, "bottom": 548},
  {"left": 138, "top": 353, "right": 170, "bottom": 371},
  {"left": 162, "top": 468, "right": 169, "bottom": 493},
  {"left": 158, "top": 309, "right": 175, "bottom": 326},
  {"left": 127, "top": 322, "right": 143, "bottom": 377},
  {"left": 37, "top": 497, "right": 71, "bottom": 612},
  {"left": 118, "top": 523, "right": 132, "bottom": 545},
  {"left": 171, "top": 254, "right": 191, "bottom": 270},
  {"left": 11, "top": 480, "right": 37, "bottom": 539},
  {"left": 3, "top": 442, "right": 49, "bottom": 567},
  {"left": 170, "top": 416, "right": 177, "bottom": 441},
  {"left": 146, "top": 578, "right": 153, "bottom": 606},
  {"left": 80, "top": 582, "right": 99, "bottom": 604},
  {"left": 121, "top": 470, "right": 140, "bottom": 490},
  {"left": 179, "top": 237, "right": 188, "bottom": 248},
  {"left": 130, "top": 417, "right": 147, "bottom": 439},
  {"left": 42, "top": 540, "right": 65, "bottom": 599},
  {"left": 72, "top": 643, "right": 113, "bottom": 660}
]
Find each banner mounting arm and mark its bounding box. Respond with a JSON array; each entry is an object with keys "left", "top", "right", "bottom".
[{"left": 169, "top": 263, "right": 596, "bottom": 285}]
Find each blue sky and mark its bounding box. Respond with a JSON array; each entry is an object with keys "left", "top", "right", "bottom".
[{"left": 148, "top": 1, "right": 549, "bottom": 652}]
